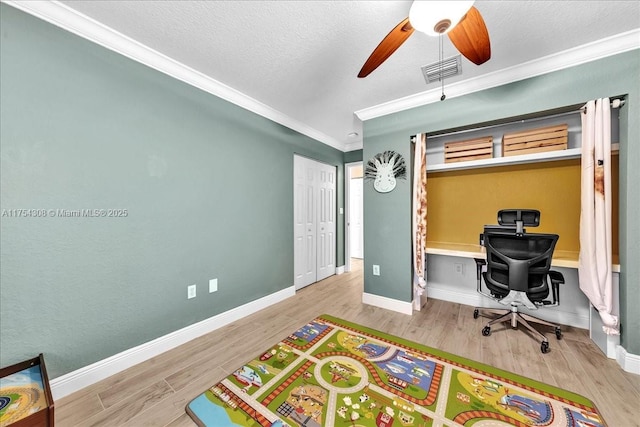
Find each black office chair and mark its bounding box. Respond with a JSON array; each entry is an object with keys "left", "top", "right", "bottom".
[{"left": 473, "top": 209, "right": 564, "bottom": 353}]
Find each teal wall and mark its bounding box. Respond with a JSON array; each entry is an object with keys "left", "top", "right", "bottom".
[
  {"left": 0, "top": 4, "right": 346, "bottom": 377},
  {"left": 363, "top": 50, "right": 640, "bottom": 354}
]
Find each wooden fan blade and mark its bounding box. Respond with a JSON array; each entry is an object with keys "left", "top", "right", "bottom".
[
  {"left": 358, "top": 18, "right": 414, "bottom": 78},
  {"left": 447, "top": 6, "right": 491, "bottom": 65}
]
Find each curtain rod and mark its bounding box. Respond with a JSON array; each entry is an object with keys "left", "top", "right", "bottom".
[
  {"left": 580, "top": 98, "right": 625, "bottom": 112},
  {"left": 412, "top": 95, "right": 626, "bottom": 141}
]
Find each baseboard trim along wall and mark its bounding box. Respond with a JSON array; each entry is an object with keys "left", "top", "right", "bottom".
[
  {"left": 45, "top": 284, "right": 640, "bottom": 398},
  {"left": 362, "top": 292, "right": 413, "bottom": 315},
  {"left": 49, "top": 286, "right": 296, "bottom": 400},
  {"left": 616, "top": 346, "right": 640, "bottom": 375},
  {"left": 336, "top": 265, "right": 345, "bottom": 275}
]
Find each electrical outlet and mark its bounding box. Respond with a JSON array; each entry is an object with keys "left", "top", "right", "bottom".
[
  {"left": 454, "top": 263, "right": 464, "bottom": 276},
  {"left": 209, "top": 278, "right": 218, "bottom": 293},
  {"left": 187, "top": 284, "right": 197, "bottom": 299},
  {"left": 373, "top": 264, "right": 380, "bottom": 276}
]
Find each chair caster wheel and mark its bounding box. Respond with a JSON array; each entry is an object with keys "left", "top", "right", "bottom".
[
  {"left": 482, "top": 326, "right": 491, "bottom": 336},
  {"left": 473, "top": 309, "right": 479, "bottom": 319},
  {"left": 541, "top": 342, "right": 550, "bottom": 353},
  {"left": 555, "top": 327, "right": 562, "bottom": 340}
]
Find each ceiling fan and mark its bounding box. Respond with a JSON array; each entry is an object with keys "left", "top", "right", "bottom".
[{"left": 358, "top": 0, "right": 491, "bottom": 78}]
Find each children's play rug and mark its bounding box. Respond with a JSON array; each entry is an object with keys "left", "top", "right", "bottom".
[{"left": 186, "top": 314, "right": 606, "bottom": 426}]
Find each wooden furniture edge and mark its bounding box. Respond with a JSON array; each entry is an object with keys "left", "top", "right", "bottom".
[
  {"left": 0, "top": 353, "right": 54, "bottom": 427},
  {"left": 426, "top": 242, "right": 620, "bottom": 272}
]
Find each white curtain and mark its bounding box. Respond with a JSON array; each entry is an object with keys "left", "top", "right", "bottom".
[
  {"left": 578, "top": 98, "right": 619, "bottom": 335},
  {"left": 412, "top": 133, "right": 428, "bottom": 310}
]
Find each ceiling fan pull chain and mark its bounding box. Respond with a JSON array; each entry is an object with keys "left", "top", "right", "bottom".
[{"left": 440, "top": 34, "right": 446, "bottom": 101}]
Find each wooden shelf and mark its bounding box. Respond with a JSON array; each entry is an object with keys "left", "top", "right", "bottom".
[
  {"left": 427, "top": 144, "right": 619, "bottom": 172},
  {"left": 428, "top": 147, "right": 581, "bottom": 172}
]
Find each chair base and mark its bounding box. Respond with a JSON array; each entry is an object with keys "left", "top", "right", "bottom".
[{"left": 473, "top": 307, "right": 562, "bottom": 353}]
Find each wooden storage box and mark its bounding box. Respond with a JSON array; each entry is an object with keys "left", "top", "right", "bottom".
[
  {"left": 0, "top": 354, "right": 54, "bottom": 427},
  {"left": 444, "top": 136, "right": 493, "bottom": 163},
  {"left": 502, "top": 123, "right": 568, "bottom": 157}
]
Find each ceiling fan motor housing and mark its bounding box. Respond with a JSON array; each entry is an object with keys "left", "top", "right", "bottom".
[{"left": 434, "top": 19, "right": 451, "bottom": 34}]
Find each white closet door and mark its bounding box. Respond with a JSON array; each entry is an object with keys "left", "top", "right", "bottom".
[
  {"left": 294, "top": 156, "right": 316, "bottom": 289},
  {"left": 293, "top": 156, "right": 336, "bottom": 288},
  {"left": 317, "top": 163, "right": 336, "bottom": 281}
]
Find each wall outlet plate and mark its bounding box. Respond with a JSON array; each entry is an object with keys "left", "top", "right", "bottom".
[
  {"left": 187, "top": 284, "right": 197, "bottom": 299},
  {"left": 209, "top": 278, "right": 218, "bottom": 293},
  {"left": 373, "top": 264, "right": 380, "bottom": 276}
]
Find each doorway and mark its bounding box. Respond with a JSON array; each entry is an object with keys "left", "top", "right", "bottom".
[
  {"left": 345, "top": 161, "right": 364, "bottom": 272},
  {"left": 293, "top": 155, "right": 337, "bottom": 290}
]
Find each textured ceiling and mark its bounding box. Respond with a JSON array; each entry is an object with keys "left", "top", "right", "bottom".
[{"left": 54, "top": 0, "right": 640, "bottom": 151}]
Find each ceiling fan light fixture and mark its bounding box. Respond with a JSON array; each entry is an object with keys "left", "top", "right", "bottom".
[{"left": 409, "top": 0, "right": 475, "bottom": 36}]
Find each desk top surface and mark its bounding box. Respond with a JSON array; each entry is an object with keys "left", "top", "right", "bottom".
[{"left": 426, "top": 241, "right": 620, "bottom": 272}]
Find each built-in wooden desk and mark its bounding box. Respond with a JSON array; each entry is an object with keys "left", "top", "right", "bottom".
[{"left": 426, "top": 241, "right": 620, "bottom": 273}]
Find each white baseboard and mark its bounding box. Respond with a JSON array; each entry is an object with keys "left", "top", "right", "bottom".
[
  {"left": 606, "top": 335, "right": 621, "bottom": 359},
  {"left": 336, "top": 265, "right": 345, "bottom": 275},
  {"left": 616, "top": 346, "right": 640, "bottom": 375},
  {"left": 426, "top": 285, "right": 589, "bottom": 329},
  {"left": 50, "top": 286, "right": 296, "bottom": 400},
  {"left": 362, "top": 292, "right": 413, "bottom": 315}
]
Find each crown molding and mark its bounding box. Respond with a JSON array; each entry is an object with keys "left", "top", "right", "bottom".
[
  {"left": 3, "top": 0, "right": 346, "bottom": 152},
  {"left": 355, "top": 29, "right": 640, "bottom": 122},
  {"left": 343, "top": 140, "right": 364, "bottom": 152},
  {"left": 6, "top": 1, "right": 638, "bottom": 149}
]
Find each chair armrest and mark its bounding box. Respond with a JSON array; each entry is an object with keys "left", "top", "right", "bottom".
[
  {"left": 474, "top": 258, "right": 489, "bottom": 296},
  {"left": 548, "top": 270, "right": 565, "bottom": 285},
  {"left": 546, "top": 270, "right": 564, "bottom": 306}
]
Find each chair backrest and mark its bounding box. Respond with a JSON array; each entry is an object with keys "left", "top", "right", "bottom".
[{"left": 483, "top": 231, "right": 559, "bottom": 296}]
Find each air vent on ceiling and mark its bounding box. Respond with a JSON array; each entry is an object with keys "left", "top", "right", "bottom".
[{"left": 421, "top": 55, "right": 462, "bottom": 84}]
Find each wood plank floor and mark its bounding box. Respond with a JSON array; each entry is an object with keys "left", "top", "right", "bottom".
[{"left": 56, "top": 259, "right": 640, "bottom": 426}]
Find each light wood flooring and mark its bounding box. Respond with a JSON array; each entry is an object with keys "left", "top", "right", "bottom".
[{"left": 56, "top": 259, "right": 640, "bottom": 426}]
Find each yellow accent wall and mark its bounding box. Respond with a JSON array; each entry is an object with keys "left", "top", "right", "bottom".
[{"left": 426, "top": 157, "right": 619, "bottom": 254}]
